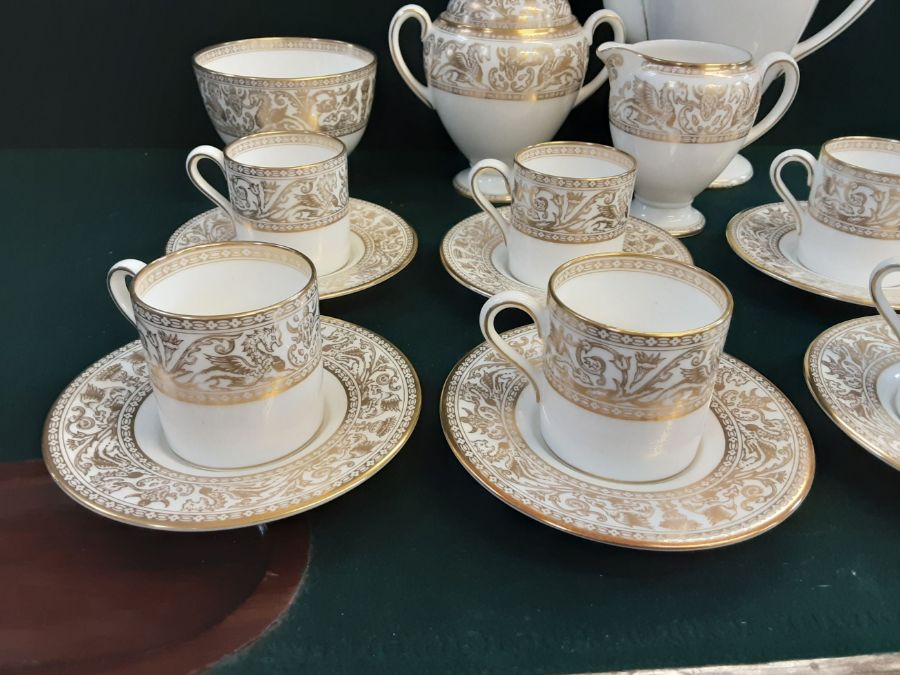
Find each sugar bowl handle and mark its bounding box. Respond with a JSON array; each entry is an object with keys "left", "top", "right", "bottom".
[
  {"left": 770, "top": 148, "right": 817, "bottom": 236},
  {"left": 743, "top": 52, "right": 800, "bottom": 148},
  {"left": 480, "top": 291, "right": 551, "bottom": 401},
  {"left": 575, "top": 9, "right": 625, "bottom": 107},
  {"left": 470, "top": 160, "right": 515, "bottom": 244},
  {"left": 186, "top": 146, "right": 236, "bottom": 225},
  {"left": 389, "top": 5, "right": 434, "bottom": 109},
  {"left": 107, "top": 259, "right": 147, "bottom": 327},
  {"left": 870, "top": 259, "right": 900, "bottom": 341}
]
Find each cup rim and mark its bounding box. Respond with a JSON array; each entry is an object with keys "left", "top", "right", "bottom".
[
  {"left": 223, "top": 130, "right": 347, "bottom": 171},
  {"left": 131, "top": 242, "right": 317, "bottom": 322},
  {"left": 821, "top": 135, "right": 900, "bottom": 181},
  {"left": 192, "top": 36, "right": 377, "bottom": 83},
  {"left": 614, "top": 39, "right": 753, "bottom": 70},
  {"left": 547, "top": 252, "right": 734, "bottom": 339},
  {"left": 513, "top": 141, "right": 637, "bottom": 182}
]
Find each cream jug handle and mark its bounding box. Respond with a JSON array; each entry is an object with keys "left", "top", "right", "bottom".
[
  {"left": 470, "top": 159, "right": 515, "bottom": 245},
  {"left": 743, "top": 52, "right": 800, "bottom": 148},
  {"left": 575, "top": 10, "right": 626, "bottom": 107},
  {"left": 107, "top": 259, "right": 147, "bottom": 327},
  {"left": 186, "top": 146, "right": 237, "bottom": 226},
  {"left": 389, "top": 5, "right": 434, "bottom": 109},
  {"left": 871, "top": 258, "right": 900, "bottom": 341},
  {"left": 769, "top": 148, "right": 817, "bottom": 237},
  {"left": 480, "top": 291, "right": 551, "bottom": 401},
  {"left": 793, "top": 0, "right": 874, "bottom": 61}
]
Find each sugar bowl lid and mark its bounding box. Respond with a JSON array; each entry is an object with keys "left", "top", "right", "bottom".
[{"left": 440, "top": 0, "right": 576, "bottom": 30}]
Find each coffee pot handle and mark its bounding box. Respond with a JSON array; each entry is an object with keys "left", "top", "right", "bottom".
[
  {"left": 575, "top": 10, "right": 625, "bottom": 107},
  {"left": 480, "top": 291, "right": 551, "bottom": 401},
  {"left": 871, "top": 258, "right": 900, "bottom": 341},
  {"left": 107, "top": 259, "right": 147, "bottom": 327},
  {"left": 470, "top": 159, "right": 515, "bottom": 244},
  {"left": 793, "top": 0, "right": 874, "bottom": 61},
  {"left": 186, "top": 146, "right": 237, "bottom": 225},
  {"left": 389, "top": 5, "right": 434, "bottom": 109},
  {"left": 743, "top": 52, "right": 800, "bottom": 148},
  {"left": 769, "top": 148, "right": 817, "bottom": 237}
]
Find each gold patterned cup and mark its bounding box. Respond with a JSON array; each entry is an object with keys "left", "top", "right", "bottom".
[
  {"left": 480, "top": 252, "right": 733, "bottom": 482},
  {"left": 187, "top": 131, "right": 351, "bottom": 275},
  {"left": 193, "top": 37, "right": 376, "bottom": 153},
  {"left": 772, "top": 136, "right": 900, "bottom": 286},
  {"left": 470, "top": 142, "right": 637, "bottom": 288},
  {"left": 107, "top": 242, "right": 324, "bottom": 469}
]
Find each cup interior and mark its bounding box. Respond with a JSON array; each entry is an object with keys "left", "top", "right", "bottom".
[
  {"left": 633, "top": 39, "right": 751, "bottom": 66},
  {"left": 827, "top": 139, "right": 900, "bottom": 176},
  {"left": 227, "top": 133, "right": 344, "bottom": 168},
  {"left": 195, "top": 39, "right": 374, "bottom": 79},
  {"left": 135, "top": 244, "right": 314, "bottom": 317},
  {"left": 552, "top": 256, "right": 730, "bottom": 334},
  {"left": 516, "top": 143, "right": 635, "bottom": 181}
]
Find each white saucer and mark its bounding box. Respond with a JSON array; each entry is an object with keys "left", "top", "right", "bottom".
[
  {"left": 43, "top": 318, "right": 421, "bottom": 531},
  {"left": 440, "top": 209, "right": 693, "bottom": 299},
  {"left": 727, "top": 202, "right": 900, "bottom": 308},
  {"left": 442, "top": 325, "right": 814, "bottom": 550},
  {"left": 805, "top": 316, "right": 900, "bottom": 471},
  {"left": 709, "top": 153, "right": 754, "bottom": 189},
  {"left": 166, "top": 198, "right": 417, "bottom": 299}
]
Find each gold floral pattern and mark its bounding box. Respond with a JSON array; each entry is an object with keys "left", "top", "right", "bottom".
[
  {"left": 166, "top": 200, "right": 418, "bottom": 300},
  {"left": 42, "top": 318, "right": 421, "bottom": 530},
  {"left": 194, "top": 39, "right": 376, "bottom": 141},
  {"left": 442, "top": 0, "right": 573, "bottom": 29},
  {"left": 545, "top": 257, "right": 730, "bottom": 420},
  {"left": 423, "top": 34, "right": 587, "bottom": 100},
  {"left": 805, "top": 316, "right": 900, "bottom": 471},
  {"left": 439, "top": 208, "right": 692, "bottom": 299},
  {"left": 726, "top": 202, "right": 900, "bottom": 308},
  {"left": 441, "top": 325, "right": 814, "bottom": 549},
  {"left": 609, "top": 76, "right": 760, "bottom": 144}
]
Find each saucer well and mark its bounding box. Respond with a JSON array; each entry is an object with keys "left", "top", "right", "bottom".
[
  {"left": 43, "top": 318, "right": 421, "bottom": 531},
  {"left": 805, "top": 316, "right": 900, "bottom": 471},
  {"left": 727, "top": 202, "right": 900, "bottom": 308},
  {"left": 440, "top": 209, "right": 693, "bottom": 299},
  {"left": 166, "top": 199, "right": 417, "bottom": 299},
  {"left": 441, "top": 326, "right": 814, "bottom": 550}
]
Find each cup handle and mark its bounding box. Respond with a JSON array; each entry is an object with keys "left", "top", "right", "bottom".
[
  {"left": 770, "top": 149, "right": 817, "bottom": 237},
  {"left": 743, "top": 52, "right": 800, "bottom": 148},
  {"left": 575, "top": 9, "right": 625, "bottom": 107},
  {"left": 470, "top": 159, "right": 514, "bottom": 244},
  {"left": 793, "top": 0, "right": 874, "bottom": 61},
  {"left": 479, "top": 290, "right": 550, "bottom": 401},
  {"left": 871, "top": 258, "right": 900, "bottom": 340},
  {"left": 186, "top": 145, "right": 236, "bottom": 224},
  {"left": 107, "top": 259, "right": 147, "bottom": 327},
  {"left": 389, "top": 5, "right": 434, "bottom": 109}
]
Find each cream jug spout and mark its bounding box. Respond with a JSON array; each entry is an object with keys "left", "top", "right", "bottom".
[{"left": 595, "top": 41, "right": 628, "bottom": 64}]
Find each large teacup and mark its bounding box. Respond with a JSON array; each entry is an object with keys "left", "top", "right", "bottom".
[
  {"left": 597, "top": 39, "right": 799, "bottom": 235},
  {"left": 193, "top": 37, "right": 376, "bottom": 153},
  {"left": 603, "top": 0, "right": 874, "bottom": 187},
  {"left": 772, "top": 137, "right": 900, "bottom": 287},
  {"left": 480, "top": 253, "right": 732, "bottom": 482},
  {"left": 107, "top": 242, "right": 324, "bottom": 469}
]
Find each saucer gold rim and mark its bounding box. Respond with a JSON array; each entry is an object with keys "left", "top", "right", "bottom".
[
  {"left": 166, "top": 198, "right": 418, "bottom": 300},
  {"left": 441, "top": 325, "right": 815, "bottom": 551},
  {"left": 440, "top": 209, "right": 693, "bottom": 299},
  {"left": 726, "top": 202, "right": 900, "bottom": 309},
  {"left": 804, "top": 316, "right": 900, "bottom": 472},
  {"left": 42, "top": 317, "right": 422, "bottom": 532}
]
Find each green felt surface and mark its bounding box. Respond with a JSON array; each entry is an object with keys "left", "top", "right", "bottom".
[{"left": 3, "top": 144, "right": 899, "bottom": 673}]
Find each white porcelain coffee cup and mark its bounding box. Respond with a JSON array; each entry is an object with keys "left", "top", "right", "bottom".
[
  {"left": 187, "top": 131, "right": 351, "bottom": 275},
  {"left": 772, "top": 136, "right": 900, "bottom": 287},
  {"left": 870, "top": 257, "right": 900, "bottom": 415},
  {"left": 470, "top": 142, "right": 636, "bottom": 289},
  {"left": 107, "top": 242, "right": 324, "bottom": 469},
  {"left": 480, "top": 253, "right": 732, "bottom": 482}
]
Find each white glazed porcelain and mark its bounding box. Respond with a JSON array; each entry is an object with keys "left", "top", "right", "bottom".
[
  {"left": 603, "top": 0, "right": 874, "bottom": 188},
  {"left": 187, "top": 131, "right": 351, "bottom": 275},
  {"left": 597, "top": 40, "right": 799, "bottom": 236},
  {"left": 107, "top": 242, "right": 324, "bottom": 470},
  {"left": 193, "top": 37, "right": 376, "bottom": 153},
  {"left": 771, "top": 137, "right": 900, "bottom": 287},
  {"left": 871, "top": 257, "right": 900, "bottom": 415},
  {"left": 389, "top": 0, "right": 625, "bottom": 202},
  {"left": 470, "top": 142, "right": 636, "bottom": 288},
  {"left": 480, "top": 253, "right": 733, "bottom": 482}
]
